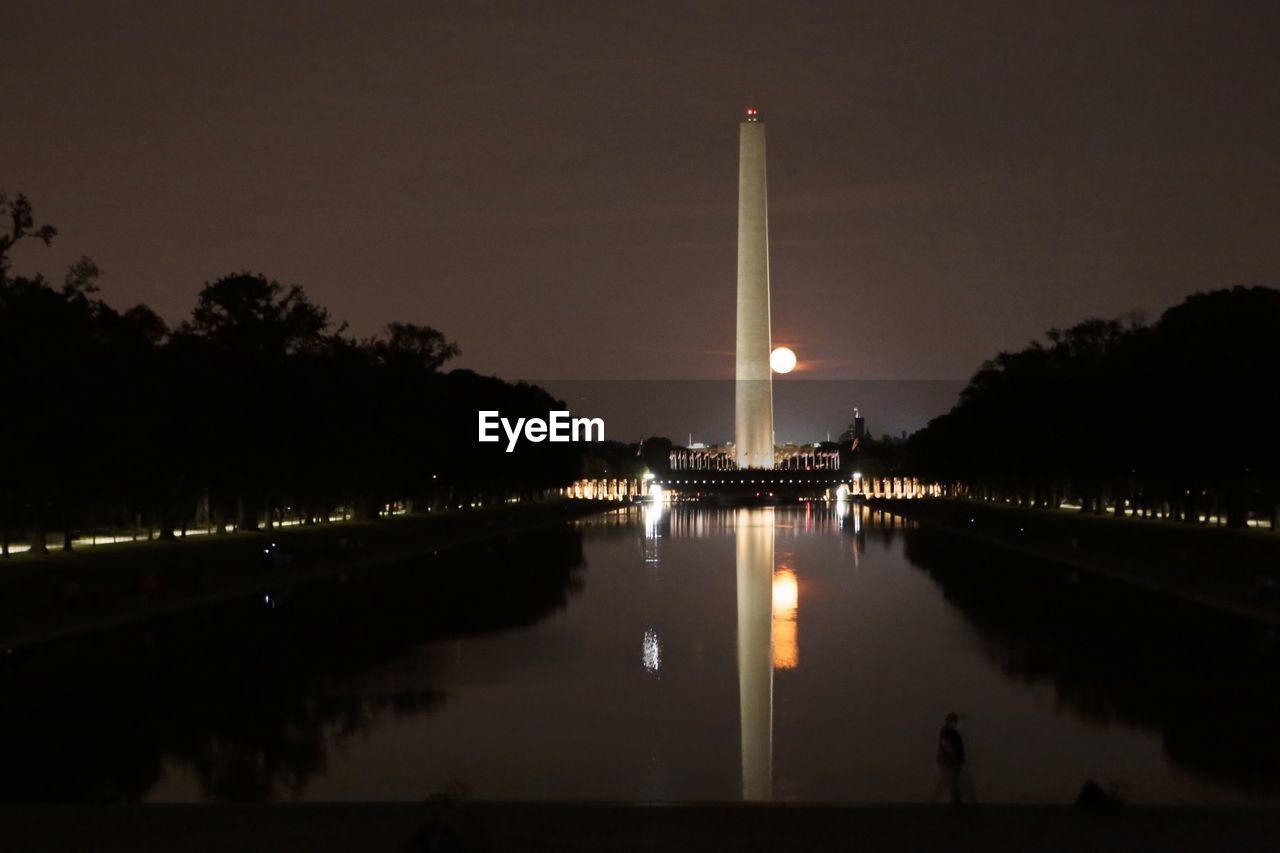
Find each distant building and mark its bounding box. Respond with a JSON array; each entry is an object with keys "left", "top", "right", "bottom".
[{"left": 839, "top": 407, "right": 866, "bottom": 446}]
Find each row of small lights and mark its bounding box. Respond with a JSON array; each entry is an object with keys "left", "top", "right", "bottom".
[
  {"left": 662, "top": 479, "right": 847, "bottom": 485},
  {"left": 0, "top": 498, "right": 519, "bottom": 554}
]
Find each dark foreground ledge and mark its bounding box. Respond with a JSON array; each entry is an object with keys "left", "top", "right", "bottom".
[{"left": 1, "top": 803, "right": 1277, "bottom": 853}]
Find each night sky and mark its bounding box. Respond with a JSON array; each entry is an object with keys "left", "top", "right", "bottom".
[{"left": 6, "top": 1, "right": 1279, "bottom": 387}]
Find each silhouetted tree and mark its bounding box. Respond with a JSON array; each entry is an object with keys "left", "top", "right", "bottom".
[
  {"left": 0, "top": 195, "right": 584, "bottom": 555},
  {"left": 906, "top": 287, "right": 1280, "bottom": 527}
]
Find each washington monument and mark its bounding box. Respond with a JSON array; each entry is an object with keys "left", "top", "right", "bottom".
[{"left": 735, "top": 107, "right": 775, "bottom": 469}]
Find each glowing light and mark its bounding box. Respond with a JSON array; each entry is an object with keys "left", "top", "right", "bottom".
[
  {"left": 642, "top": 629, "right": 661, "bottom": 673},
  {"left": 772, "top": 568, "right": 799, "bottom": 670},
  {"left": 772, "top": 569, "right": 798, "bottom": 611},
  {"left": 770, "top": 346, "right": 797, "bottom": 374},
  {"left": 643, "top": 485, "right": 665, "bottom": 558}
]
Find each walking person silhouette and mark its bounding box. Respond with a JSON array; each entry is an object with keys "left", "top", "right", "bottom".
[{"left": 933, "top": 712, "right": 974, "bottom": 805}]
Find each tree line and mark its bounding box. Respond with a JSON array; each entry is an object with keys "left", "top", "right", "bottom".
[
  {"left": 0, "top": 193, "right": 580, "bottom": 555},
  {"left": 905, "top": 286, "right": 1280, "bottom": 528}
]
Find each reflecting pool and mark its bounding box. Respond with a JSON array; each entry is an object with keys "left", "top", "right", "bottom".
[{"left": 1, "top": 504, "right": 1278, "bottom": 804}]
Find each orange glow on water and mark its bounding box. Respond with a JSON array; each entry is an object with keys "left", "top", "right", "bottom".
[{"left": 772, "top": 568, "right": 798, "bottom": 670}]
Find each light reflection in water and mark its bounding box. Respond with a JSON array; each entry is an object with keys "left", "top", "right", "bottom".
[
  {"left": 642, "top": 629, "right": 661, "bottom": 674},
  {"left": 772, "top": 568, "right": 798, "bottom": 671},
  {"left": 736, "top": 507, "right": 775, "bottom": 800},
  {"left": 641, "top": 496, "right": 664, "bottom": 564},
  {"left": 772, "top": 568, "right": 798, "bottom": 612}
]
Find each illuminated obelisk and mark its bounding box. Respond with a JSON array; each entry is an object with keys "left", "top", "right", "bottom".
[{"left": 734, "top": 107, "right": 775, "bottom": 469}]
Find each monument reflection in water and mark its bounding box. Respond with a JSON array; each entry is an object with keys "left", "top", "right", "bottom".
[{"left": 735, "top": 506, "right": 803, "bottom": 800}]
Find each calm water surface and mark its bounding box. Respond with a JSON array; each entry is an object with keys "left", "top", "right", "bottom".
[{"left": 3, "top": 504, "right": 1278, "bottom": 804}]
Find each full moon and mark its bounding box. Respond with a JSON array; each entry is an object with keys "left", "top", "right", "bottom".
[{"left": 770, "top": 346, "right": 797, "bottom": 374}]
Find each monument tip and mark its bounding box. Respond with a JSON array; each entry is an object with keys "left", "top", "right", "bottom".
[{"left": 744, "top": 106, "right": 760, "bottom": 122}]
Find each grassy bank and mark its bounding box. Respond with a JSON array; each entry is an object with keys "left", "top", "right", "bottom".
[
  {"left": 872, "top": 498, "right": 1280, "bottom": 625},
  {"left": 0, "top": 500, "right": 616, "bottom": 649}
]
